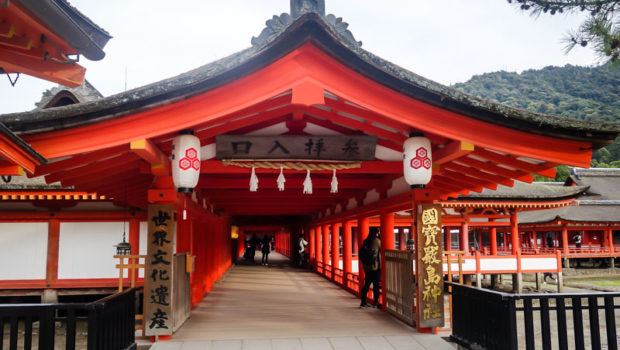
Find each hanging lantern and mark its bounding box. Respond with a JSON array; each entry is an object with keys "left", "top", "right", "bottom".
[
  {"left": 171, "top": 130, "right": 201, "bottom": 193},
  {"left": 115, "top": 232, "right": 132, "bottom": 256},
  {"left": 403, "top": 135, "right": 432, "bottom": 186}
]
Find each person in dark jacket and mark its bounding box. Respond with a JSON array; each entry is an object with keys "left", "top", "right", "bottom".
[
  {"left": 261, "top": 235, "right": 271, "bottom": 266},
  {"left": 360, "top": 227, "right": 381, "bottom": 308}
]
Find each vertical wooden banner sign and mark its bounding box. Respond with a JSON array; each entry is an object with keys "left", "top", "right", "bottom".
[
  {"left": 145, "top": 205, "right": 175, "bottom": 336},
  {"left": 416, "top": 203, "right": 444, "bottom": 328}
]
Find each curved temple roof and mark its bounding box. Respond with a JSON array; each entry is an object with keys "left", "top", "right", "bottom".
[{"left": 1, "top": 11, "right": 618, "bottom": 148}]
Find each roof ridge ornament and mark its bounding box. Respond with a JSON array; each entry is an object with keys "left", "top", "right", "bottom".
[
  {"left": 251, "top": 0, "right": 361, "bottom": 48},
  {"left": 291, "top": 0, "right": 325, "bottom": 18}
]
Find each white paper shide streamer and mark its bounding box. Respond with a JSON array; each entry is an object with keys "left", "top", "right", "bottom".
[
  {"left": 303, "top": 169, "right": 313, "bottom": 194},
  {"left": 330, "top": 169, "right": 338, "bottom": 193},
  {"left": 250, "top": 167, "right": 259, "bottom": 192},
  {"left": 277, "top": 167, "right": 286, "bottom": 191}
]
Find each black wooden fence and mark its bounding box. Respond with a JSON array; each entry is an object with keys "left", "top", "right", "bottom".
[
  {"left": 0, "top": 287, "right": 138, "bottom": 350},
  {"left": 446, "top": 282, "right": 619, "bottom": 350}
]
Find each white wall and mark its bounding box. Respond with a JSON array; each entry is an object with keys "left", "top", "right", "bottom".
[
  {"left": 58, "top": 222, "right": 126, "bottom": 279},
  {"left": 0, "top": 223, "right": 48, "bottom": 280}
]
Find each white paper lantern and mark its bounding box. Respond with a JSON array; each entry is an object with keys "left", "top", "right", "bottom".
[
  {"left": 171, "top": 130, "right": 201, "bottom": 193},
  {"left": 403, "top": 136, "right": 432, "bottom": 186}
]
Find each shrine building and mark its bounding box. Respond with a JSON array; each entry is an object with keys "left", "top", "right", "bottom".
[{"left": 0, "top": 0, "right": 619, "bottom": 345}]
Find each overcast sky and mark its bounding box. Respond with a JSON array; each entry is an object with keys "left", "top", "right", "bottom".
[{"left": 0, "top": 0, "right": 598, "bottom": 114}]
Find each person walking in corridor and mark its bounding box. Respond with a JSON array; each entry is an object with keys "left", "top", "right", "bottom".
[
  {"left": 261, "top": 235, "right": 271, "bottom": 266},
  {"left": 359, "top": 227, "right": 381, "bottom": 308},
  {"left": 298, "top": 235, "right": 308, "bottom": 267}
]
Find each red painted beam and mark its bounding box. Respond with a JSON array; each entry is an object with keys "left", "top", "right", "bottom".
[
  {"left": 473, "top": 149, "right": 557, "bottom": 178},
  {"left": 33, "top": 145, "right": 127, "bottom": 177},
  {"left": 455, "top": 157, "right": 534, "bottom": 183},
  {"left": 46, "top": 153, "right": 139, "bottom": 184}
]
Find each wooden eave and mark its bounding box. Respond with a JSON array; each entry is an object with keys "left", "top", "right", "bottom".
[
  {"left": 0, "top": 0, "right": 109, "bottom": 87},
  {"left": 0, "top": 123, "right": 45, "bottom": 175}
]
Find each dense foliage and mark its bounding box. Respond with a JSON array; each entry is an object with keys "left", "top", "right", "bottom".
[
  {"left": 453, "top": 64, "right": 620, "bottom": 180},
  {"left": 508, "top": 0, "right": 620, "bottom": 66}
]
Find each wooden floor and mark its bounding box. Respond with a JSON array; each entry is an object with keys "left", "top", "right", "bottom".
[{"left": 151, "top": 253, "right": 454, "bottom": 350}]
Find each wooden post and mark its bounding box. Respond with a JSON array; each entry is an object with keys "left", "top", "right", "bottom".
[
  {"left": 398, "top": 227, "right": 405, "bottom": 250},
  {"left": 357, "top": 217, "right": 369, "bottom": 296},
  {"left": 332, "top": 222, "right": 342, "bottom": 281},
  {"left": 343, "top": 221, "right": 353, "bottom": 279},
  {"left": 490, "top": 224, "right": 497, "bottom": 256},
  {"left": 309, "top": 227, "right": 315, "bottom": 263},
  {"left": 561, "top": 223, "right": 569, "bottom": 255},
  {"left": 460, "top": 221, "right": 469, "bottom": 253},
  {"left": 510, "top": 211, "right": 520, "bottom": 255},
  {"left": 444, "top": 226, "right": 451, "bottom": 251},
  {"left": 380, "top": 212, "right": 395, "bottom": 310},
  {"left": 45, "top": 219, "right": 60, "bottom": 288},
  {"left": 316, "top": 226, "right": 322, "bottom": 263},
  {"left": 323, "top": 224, "right": 330, "bottom": 268}
]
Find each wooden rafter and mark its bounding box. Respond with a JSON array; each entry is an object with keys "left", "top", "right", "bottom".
[
  {"left": 473, "top": 149, "right": 557, "bottom": 178},
  {"left": 130, "top": 139, "right": 170, "bottom": 176}
]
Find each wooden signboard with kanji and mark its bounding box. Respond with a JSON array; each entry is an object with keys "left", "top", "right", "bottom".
[
  {"left": 216, "top": 135, "right": 376, "bottom": 161},
  {"left": 145, "top": 205, "right": 175, "bottom": 336},
  {"left": 416, "top": 203, "right": 444, "bottom": 328}
]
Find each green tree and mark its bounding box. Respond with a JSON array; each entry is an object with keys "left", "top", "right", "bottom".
[{"left": 508, "top": 1, "right": 620, "bottom": 67}]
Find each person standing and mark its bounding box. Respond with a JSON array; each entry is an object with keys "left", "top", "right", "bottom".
[
  {"left": 298, "top": 235, "right": 308, "bottom": 267},
  {"left": 261, "top": 235, "right": 271, "bottom": 266},
  {"left": 359, "top": 227, "right": 381, "bottom": 308},
  {"left": 543, "top": 232, "right": 556, "bottom": 283},
  {"left": 574, "top": 232, "right": 582, "bottom": 267}
]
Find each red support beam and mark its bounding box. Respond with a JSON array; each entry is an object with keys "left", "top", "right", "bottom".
[
  {"left": 434, "top": 141, "right": 475, "bottom": 165},
  {"left": 357, "top": 216, "right": 369, "bottom": 296},
  {"left": 456, "top": 157, "right": 534, "bottom": 183},
  {"left": 343, "top": 220, "right": 353, "bottom": 276},
  {"left": 130, "top": 139, "right": 171, "bottom": 176}
]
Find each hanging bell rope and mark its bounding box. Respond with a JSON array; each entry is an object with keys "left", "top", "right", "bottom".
[
  {"left": 277, "top": 167, "right": 286, "bottom": 191},
  {"left": 222, "top": 160, "right": 360, "bottom": 171},
  {"left": 303, "top": 169, "right": 313, "bottom": 194},
  {"left": 330, "top": 169, "right": 338, "bottom": 193},
  {"left": 250, "top": 167, "right": 259, "bottom": 192}
]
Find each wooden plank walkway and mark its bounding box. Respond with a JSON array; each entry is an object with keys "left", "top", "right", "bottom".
[{"left": 151, "top": 253, "right": 454, "bottom": 350}]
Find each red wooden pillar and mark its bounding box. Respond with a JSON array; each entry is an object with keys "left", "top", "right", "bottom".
[
  {"left": 490, "top": 226, "right": 497, "bottom": 256},
  {"left": 323, "top": 224, "right": 330, "bottom": 267},
  {"left": 332, "top": 223, "right": 342, "bottom": 277},
  {"left": 316, "top": 226, "right": 322, "bottom": 263},
  {"left": 352, "top": 227, "right": 359, "bottom": 255},
  {"left": 129, "top": 218, "right": 140, "bottom": 255},
  {"left": 509, "top": 211, "right": 520, "bottom": 254},
  {"left": 444, "top": 226, "right": 451, "bottom": 251},
  {"left": 46, "top": 219, "right": 60, "bottom": 287},
  {"left": 238, "top": 229, "right": 245, "bottom": 258},
  {"left": 607, "top": 228, "right": 614, "bottom": 252},
  {"left": 561, "top": 223, "right": 569, "bottom": 254},
  {"left": 309, "top": 227, "right": 315, "bottom": 263},
  {"left": 460, "top": 221, "right": 469, "bottom": 253},
  {"left": 357, "top": 217, "right": 369, "bottom": 295},
  {"left": 380, "top": 212, "right": 395, "bottom": 310},
  {"left": 343, "top": 221, "right": 353, "bottom": 278}
]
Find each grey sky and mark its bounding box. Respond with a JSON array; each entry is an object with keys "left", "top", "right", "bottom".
[{"left": 0, "top": 0, "right": 597, "bottom": 114}]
